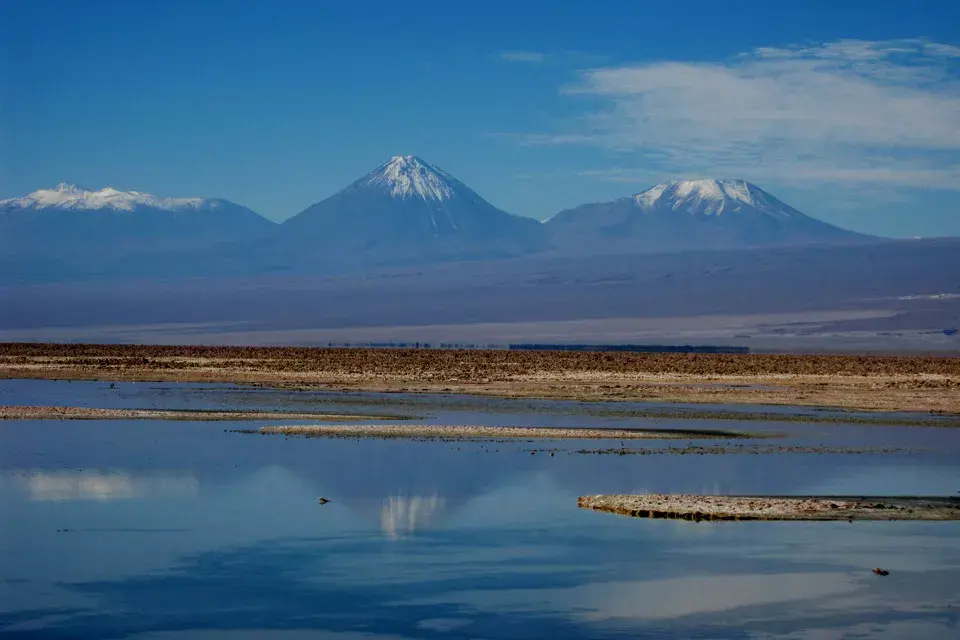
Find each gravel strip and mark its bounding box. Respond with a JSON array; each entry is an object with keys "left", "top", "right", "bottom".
[
  {"left": 0, "top": 405, "right": 398, "bottom": 421},
  {"left": 578, "top": 494, "right": 960, "bottom": 521},
  {"left": 257, "top": 424, "right": 748, "bottom": 440},
  {"left": 529, "top": 445, "right": 917, "bottom": 455}
]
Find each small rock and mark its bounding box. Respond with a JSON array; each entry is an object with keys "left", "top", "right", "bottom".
[{"left": 872, "top": 567, "right": 889, "bottom": 576}]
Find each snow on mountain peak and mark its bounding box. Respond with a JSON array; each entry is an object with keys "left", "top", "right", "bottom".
[
  {"left": 364, "top": 155, "right": 458, "bottom": 201},
  {"left": 1, "top": 184, "right": 212, "bottom": 212},
  {"left": 633, "top": 179, "right": 792, "bottom": 218}
]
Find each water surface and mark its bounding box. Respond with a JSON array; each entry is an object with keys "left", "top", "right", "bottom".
[{"left": 2, "top": 379, "right": 959, "bottom": 638}]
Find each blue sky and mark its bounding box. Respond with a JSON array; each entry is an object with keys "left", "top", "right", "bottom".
[{"left": 3, "top": 0, "right": 959, "bottom": 237}]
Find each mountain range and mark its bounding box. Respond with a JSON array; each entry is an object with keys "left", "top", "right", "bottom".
[{"left": 1, "top": 156, "right": 882, "bottom": 282}]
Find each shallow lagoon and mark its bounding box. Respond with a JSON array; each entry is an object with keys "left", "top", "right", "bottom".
[{"left": 1, "top": 379, "right": 959, "bottom": 638}]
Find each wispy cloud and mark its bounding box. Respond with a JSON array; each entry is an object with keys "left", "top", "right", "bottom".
[
  {"left": 521, "top": 38, "right": 960, "bottom": 191},
  {"left": 497, "top": 50, "right": 609, "bottom": 66},
  {"left": 578, "top": 162, "right": 960, "bottom": 191},
  {"left": 499, "top": 50, "right": 548, "bottom": 63}
]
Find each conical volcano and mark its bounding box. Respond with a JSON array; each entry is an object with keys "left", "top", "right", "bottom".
[{"left": 280, "top": 155, "right": 545, "bottom": 262}]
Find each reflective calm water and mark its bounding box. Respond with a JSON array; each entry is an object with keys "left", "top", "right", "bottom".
[{"left": 2, "top": 380, "right": 959, "bottom": 639}]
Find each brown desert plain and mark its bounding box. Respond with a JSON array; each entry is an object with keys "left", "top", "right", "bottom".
[{"left": 1, "top": 342, "right": 958, "bottom": 415}]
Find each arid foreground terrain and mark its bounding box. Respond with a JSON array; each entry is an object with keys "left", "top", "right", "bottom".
[{"left": 1, "top": 343, "right": 958, "bottom": 414}]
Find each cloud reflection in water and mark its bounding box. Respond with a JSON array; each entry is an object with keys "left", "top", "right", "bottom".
[{"left": 6, "top": 470, "right": 198, "bottom": 501}]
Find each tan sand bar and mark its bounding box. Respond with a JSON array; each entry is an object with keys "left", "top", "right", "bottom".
[
  {"left": 0, "top": 405, "right": 400, "bottom": 422},
  {"left": 578, "top": 493, "right": 960, "bottom": 521},
  {"left": 258, "top": 424, "right": 749, "bottom": 440}
]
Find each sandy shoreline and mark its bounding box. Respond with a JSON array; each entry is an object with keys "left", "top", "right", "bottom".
[
  {"left": 578, "top": 494, "right": 960, "bottom": 521},
  {"left": 251, "top": 424, "right": 749, "bottom": 440},
  {"left": 0, "top": 405, "right": 400, "bottom": 422},
  {"left": 2, "top": 343, "right": 959, "bottom": 414}
]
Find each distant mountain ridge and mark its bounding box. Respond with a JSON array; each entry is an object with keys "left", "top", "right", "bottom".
[
  {"left": 545, "top": 179, "right": 871, "bottom": 254},
  {"left": 0, "top": 165, "right": 883, "bottom": 284}
]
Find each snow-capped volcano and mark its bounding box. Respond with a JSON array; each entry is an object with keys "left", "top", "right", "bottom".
[
  {"left": 1, "top": 183, "right": 274, "bottom": 264},
  {"left": 634, "top": 179, "right": 794, "bottom": 218},
  {"left": 2, "top": 183, "right": 216, "bottom": 213},
  {"left": 546, "top": 178, "right": 871, "bottom": 254},
  {"left": 280, "top": 155, "right": 545, "bottom": 263},
  {"left": 363, "top": 156, "right": 457, "bottom": 201}
]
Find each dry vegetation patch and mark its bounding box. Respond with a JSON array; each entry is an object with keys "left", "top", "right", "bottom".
[{"left": 2, "top": 343, "right": 958, "bottom": 414}]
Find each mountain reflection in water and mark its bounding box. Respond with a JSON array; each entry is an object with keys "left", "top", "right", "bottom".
[{"left": 380, "top": 494, "right": 446, "bottom": 538}]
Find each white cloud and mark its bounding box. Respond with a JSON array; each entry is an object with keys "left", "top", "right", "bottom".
[
  {"left": 527, "top": 38, "right": 960, "bottom": 190},
  {"left": 499, "top": 50, "right": 548, "bottom": 63}
]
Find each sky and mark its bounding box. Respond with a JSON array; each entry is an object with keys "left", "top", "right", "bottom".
[{"left": 2, "top": 0, "right": 959, "bottom": 238}]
